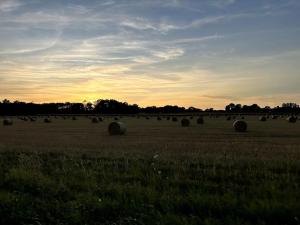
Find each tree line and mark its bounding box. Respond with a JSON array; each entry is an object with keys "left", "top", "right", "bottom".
[
  {"left": 0, "top": 99, "right": 299, "bottom": 115},
  {"left": 225, "top": 103, "right": 299, "bottom": 114}
]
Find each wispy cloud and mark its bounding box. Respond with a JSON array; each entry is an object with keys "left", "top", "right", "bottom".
[
  {"left": 120, "top": 12, "right": 254, "bottom": 34},
  {"left": 0, "top": 0, "right": 23, "bottom": 12},
  {"left": 209, "top": 0, "right": 236, "bottom": 8},
  {"left": 0, "top": 36, "right": 61, "bottom": 55}
]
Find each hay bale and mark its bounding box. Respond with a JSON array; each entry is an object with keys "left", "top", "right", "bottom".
[
  {"left": 172, "top": 117, "right": 178, "bottom": 122},
  {"left": 29, "top": 117, "right": 36, "bottom": 122},
  {"left": 19, "top": 117, "right": 28, "bottom": 121},
  {"left": 181, "top": 118, "right": 190, "bottom": 127},
  {"left": 197, "top": 117, "right": 204, "bottom": 124},
  {"left": 233, "top": 120, "right": 247, "bottom": 132},
  {"left": 91, "top": 117, "right": 98, "bottom": 123},
  {"left": 287, "top": 116, "right": 297, "bottom": 123},
  {"left": 108, "top": 122, "right": 126, "bottom": 135},
  {"left": 3, "top": 118, "right": 13, "bottom": 126},
  {"left": 259, "top": 116, "right": 267, "bottom": 122},
  {"left": 44, "top": 118, "right": 52, "bottom": 123}
]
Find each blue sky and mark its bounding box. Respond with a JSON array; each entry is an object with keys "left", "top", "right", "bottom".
[{"left": 0, "top": 0, "right": 300, "bottom": 108}]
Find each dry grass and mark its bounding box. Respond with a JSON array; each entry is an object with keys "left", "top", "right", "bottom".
[
  {"left": 0, "top": 116, "right": 299, "bottom": 158},
  {"left": 0, "top": 115, "right": 300, "bottom": 224}
]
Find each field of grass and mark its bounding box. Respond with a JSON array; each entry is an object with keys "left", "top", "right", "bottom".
[{"left": 0, "top": 116, "right": 300, "bottom": 225}]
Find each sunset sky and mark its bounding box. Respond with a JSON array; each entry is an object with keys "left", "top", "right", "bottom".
[{"left": 0, "top": 0, "right": 300, "bottom": 109}]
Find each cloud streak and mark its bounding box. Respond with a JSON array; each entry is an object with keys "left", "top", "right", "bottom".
[{"left": 0, "top": 0, "right": 24, "bottom": 12}]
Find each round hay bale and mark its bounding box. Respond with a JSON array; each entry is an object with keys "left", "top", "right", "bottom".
[
  {"left": 181, "top": 118, "right": 190, "bottom": 127},
  {"left": 172, "top": 117, "right": 178, "bottom": 122},
  {"left": 259, "top": 116, "right": 267, "bottom": 122},
  {"left": 233, "top": 120, "right": 247, "bottom": 132},
  {"left": 29, "top": 117, "right": 36, "bottom": 122},
  {"left": 197, "top": 117, "right": 204, "bottom": 124},
  {"left": 3, "top": 118, "right": 13, "bottom": 126},
  {"left": 287, "top": 116, "right": 297, "bottom": 123},
  {"left": 91, "top": 117, "right": 98, "bottom": 123},
  {"left": 108, "top": 122, "right": 126, "bottom": 135},
  {"left": 44, "top": 118, "right": 52, "bottom": 123}
]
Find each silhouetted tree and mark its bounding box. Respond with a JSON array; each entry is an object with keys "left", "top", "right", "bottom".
[{"left": 0, "top": 99, "right": 299, "bottom": 115}]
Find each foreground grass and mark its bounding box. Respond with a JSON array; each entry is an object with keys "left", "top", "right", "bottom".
[{"left": 0, "top": 151, "right": 299, "bottom": 225}]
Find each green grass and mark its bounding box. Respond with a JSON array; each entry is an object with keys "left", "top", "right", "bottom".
[{"left": 0, "top": 151, "right": 299, "bottom": 225}]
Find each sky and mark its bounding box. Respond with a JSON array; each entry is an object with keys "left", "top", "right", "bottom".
[{"left": 0, "top": 0, "right": 300, "bottom": 109}]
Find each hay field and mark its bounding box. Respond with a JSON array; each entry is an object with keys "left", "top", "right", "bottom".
[
  {"left": 1, "top": 116, "right": 300, "bottom": 156},
  {"left": 0, "top": 115, "right": 300, "bottom": 225}
]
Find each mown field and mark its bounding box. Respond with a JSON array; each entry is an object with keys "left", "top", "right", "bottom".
[{"left": 0, "top": 115, "right": 299, "bottom": 225}]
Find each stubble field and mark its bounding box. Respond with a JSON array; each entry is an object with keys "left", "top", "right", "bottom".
[{"left": 0, "top": 115, "right": 299, "bottom": 225}]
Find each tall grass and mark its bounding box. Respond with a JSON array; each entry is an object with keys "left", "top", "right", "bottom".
[{"left": 0, "top": 151, "right": 299, "bottom": 225}]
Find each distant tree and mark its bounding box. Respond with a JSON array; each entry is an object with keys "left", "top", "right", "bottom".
[
  {"left": 2, "top": 99, "right": 10, "bottom": 104},
  {"left": 242, "top": 104, "right": 261, "bottom": 113},
  {"left": 264, "top": 106, "right": 271, "bottom": 110},
  {"left": 282, "top": 103, "right": 299, "bottom": 108},
  {"left": 187, "top": 107, "right": 201, "bottom": 112},
  {"left": 225, "top": 103, "right": 236, "bottom": 112},
  {"left": 235, "top": 104, "right": 242, "bottom": 112},
  {"left": 225, "top": 103, "right": 241, "bottom": 112},
  {"left": 0, "top": 99, "right": 299, "bottom": 115},
  {"left": 85, "top": 102, "right": 94, "bottom": 112}
]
